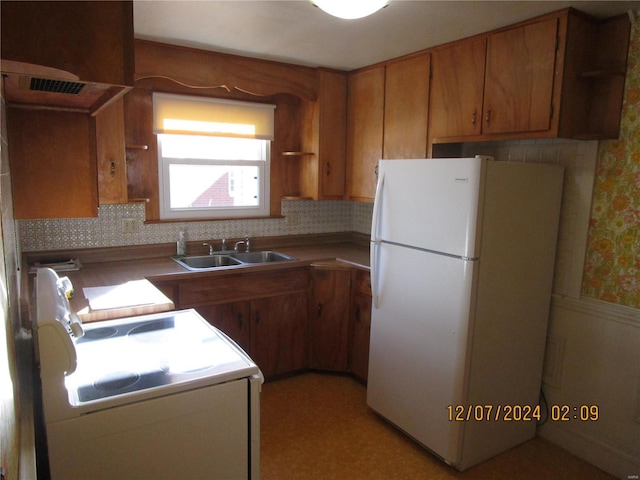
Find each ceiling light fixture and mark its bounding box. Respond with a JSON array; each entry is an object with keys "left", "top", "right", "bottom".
[{"left": 310, "top": 0, "right": 390, "bottom": 20}]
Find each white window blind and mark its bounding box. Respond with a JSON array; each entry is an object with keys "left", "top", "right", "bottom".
[{"left": 153, "top": 93, "right": 276, "bottom": 140}]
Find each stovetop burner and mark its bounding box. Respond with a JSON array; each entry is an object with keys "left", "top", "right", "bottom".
[
  {"left": 63, "top": 310, "right": 259, "bottom": 407},
  {"left": 82, "top": 326, "right": 118, "bottom": 340},
  {"left": 94, "top": 371, "right": 140, "bottom": 391}
]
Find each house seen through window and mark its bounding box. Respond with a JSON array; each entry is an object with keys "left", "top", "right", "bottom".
[{"left": 154, "top": 93, "right": 275, "bottom": 220}]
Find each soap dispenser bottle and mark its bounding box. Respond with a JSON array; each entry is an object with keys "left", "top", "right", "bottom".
[{"left": 177, "top": 229, "right": 187, "bottom": 256}]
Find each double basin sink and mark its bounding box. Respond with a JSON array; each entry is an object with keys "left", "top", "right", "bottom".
[{"left": 172, "top": 250, "right": 296, "bottom": 271}]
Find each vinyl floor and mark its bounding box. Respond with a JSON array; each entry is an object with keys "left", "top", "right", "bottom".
[{"left": 260, "top": 373, "right": 614, "bottom": 480}]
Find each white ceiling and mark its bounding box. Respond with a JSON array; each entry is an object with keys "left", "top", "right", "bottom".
[{"left": 134, "top": 0, "right": 640, "bottom": 71}]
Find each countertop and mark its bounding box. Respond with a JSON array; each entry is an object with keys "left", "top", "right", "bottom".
[{"left": 24, "top": 233, "right": 370, "bottom": 322}]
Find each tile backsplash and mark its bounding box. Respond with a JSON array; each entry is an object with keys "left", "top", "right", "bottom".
[
  {"left": 18, "top": 199, "right": 374, "bottom": 252},
  {"left": 19, "top": 138, "right": 595, "bottom": 300}
]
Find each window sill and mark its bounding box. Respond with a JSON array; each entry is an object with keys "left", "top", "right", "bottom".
[{"left": 144, "top": 214, "right": 285, "bottom": 225}]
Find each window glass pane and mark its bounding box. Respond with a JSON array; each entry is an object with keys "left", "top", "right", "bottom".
[{"left": 169, "top": 164, "right": 259, "bottom": 209}]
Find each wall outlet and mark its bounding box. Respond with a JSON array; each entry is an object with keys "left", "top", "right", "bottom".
[{"left": 122, "top": 218, "right": 139, "bottom": 234}]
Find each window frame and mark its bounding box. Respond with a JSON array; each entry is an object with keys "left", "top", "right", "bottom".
[{"left": 157, "top": 134, "right": 271, "bottom": 220}]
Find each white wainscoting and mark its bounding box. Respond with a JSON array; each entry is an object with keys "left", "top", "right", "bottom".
[{"left": 540, "top": 295, "right": 640, "bottom": 478}]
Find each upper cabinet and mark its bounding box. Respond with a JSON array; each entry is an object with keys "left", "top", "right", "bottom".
[
  {"left": 429, "top": 37, "right": 486, "bottom": 139},
  {"left": 428, "top": 9, "right": 631, "bottom": 149},
  {"left": 346, "top": 66, "right": 385, "bottom": 201},
  {"left": 1, "top": 1, "right": 134, "bottom": 114},
  {"left": 298, "top": 69, "right": 348, "bottom": 200},
  {"left": 383, "top": 54, "right": 431, "bottom": 159},
  {"left": 482, "top": 18, "right": 558, "bottom": 135},
  {"left": 7, "top": 107, "right": 99, "bottom": 219},
  {"left": 95, "top": 98, "right": 128, "bottom": 205}
]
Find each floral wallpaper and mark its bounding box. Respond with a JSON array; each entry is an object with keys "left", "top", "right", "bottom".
[{"left": 582, "top": 21, "right": 640, "bottom": 309}]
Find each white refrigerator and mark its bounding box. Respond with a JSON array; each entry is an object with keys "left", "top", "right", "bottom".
[{"left": 367, "top": 156, "right": 564, "bottom": 471}]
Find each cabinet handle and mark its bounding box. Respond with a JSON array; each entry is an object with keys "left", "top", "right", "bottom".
[
  {"left": 485, "top": 107, "right": 492, "bottom": 125},
  {"left": 110, "top": 159, "right": 116, "bottom": 177},
  {"left": 471, "top": 109, "right": 477, "bottom": 126},
  {"left": 238, "top": 313, "right": 244, "bottom": 329},
  {"left": 326, "top": 162, "right": 331, "bottom": 176}
]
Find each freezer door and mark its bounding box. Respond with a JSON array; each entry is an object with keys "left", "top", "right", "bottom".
[
  {"left": 372, "top": 157, "right": 487, "bottom": 258},
  {"left": 367, "top": 242, "right": 475, "bottom": 465}
]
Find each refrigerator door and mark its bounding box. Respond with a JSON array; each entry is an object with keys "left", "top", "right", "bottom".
[
  {"left": 367, "top": 242, "right": 475, "bottom": 465},
  {"left": 372, "top": 157, "right": 488, "bottom": 258}
]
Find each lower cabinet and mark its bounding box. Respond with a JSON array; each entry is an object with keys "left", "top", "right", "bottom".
[
  {"left": 166, "top": 267, "right": 310, "bottom": 380},
  {"left": 349, "top": 270, "right": 372, "bottom": 382},
  {"left": 197, "top": 301, "right": 251, "bottom": 355},
  {"left": 308, "top": 266, "right": 351, "bottom": 371},
  {"left": 251, "top": 292, "right": 308, "bottom": 378},
  {"left": 152, "top": 265, "right": 372, "bottom": 381}
]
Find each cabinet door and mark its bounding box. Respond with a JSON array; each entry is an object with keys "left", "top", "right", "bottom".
[
  {"left": 350, "top": 271, "right": 372, "bottom": 383},
  {"left": 483, "top": 18, "right": 558, "bottom": 134},
  {"left": 251, "top": 292, "right": 308, "bottom": 379},
  {"left": 429, "top": 38, "right": 486, "bottom": 139},
  {"left": 7, "top": 108, "right": 98, "bottom": 219},
  {"left": 309, "top": 267, "right": 351, "bottom": 371},
  {"left": 95, "top": 97, "right": 128, "bottom": 204},
  {"left": 319, "top": 70, "right": 347, "bottom": 199},
  {"left": 197, "top": 301, "right": 251, "bottom": 354},
  {"left": 346, "top": 66, "right": 384, "bottom": 201},
  {"left": 383, "top": 54, "right": 431, "bottom": 159}
]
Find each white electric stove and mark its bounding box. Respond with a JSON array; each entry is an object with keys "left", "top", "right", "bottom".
[{"left": 35, "top": 267, "right": 262, "bottom": 480}]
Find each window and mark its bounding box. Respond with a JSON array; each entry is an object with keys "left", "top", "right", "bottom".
[{"left": 154, "top": 93, "right": 275, "bottom": 220}]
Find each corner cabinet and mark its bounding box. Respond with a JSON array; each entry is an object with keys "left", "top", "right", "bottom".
[
  {"left": 308, "top": 265, "right": 352, "bottom": 371},
  {"left": 346, "top": 66, "right": 385, "bottom": 201},
  {"left": 349, "top": 270, "right": 372, "bottom": 383},
  {"left": 298, "top": 69, "right": 348, "bottom": 200},
  {"left": 429, "top": 8, "right": 631, "bottom": 148}
]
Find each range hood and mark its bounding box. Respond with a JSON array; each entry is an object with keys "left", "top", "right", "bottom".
[{"left": 1, "top": 59, "right": 128, "bottom": 115}]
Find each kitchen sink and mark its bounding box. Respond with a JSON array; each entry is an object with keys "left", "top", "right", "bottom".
[
  {"left": 172, "top": 250, "right": 296, "bottom": 270},
  {"left": 173, "top": 255, "right": 242, "bottom": 270},
  {"left": 229, "top": 251, "right": 296, "bottom": 264}
]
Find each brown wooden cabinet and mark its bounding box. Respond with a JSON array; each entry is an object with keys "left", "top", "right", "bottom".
[
  {"left": 172, "top": 267, "right": 310, "bottom": 379},
  {"left": 251, "top": 292, "right": 308, "bottom": 378},
  {"left": 197, "top": 301, "right": 251, "bottom": 354},
  {"left": 483, "top": 18, "right": 558, "bottom": 135},
  {"left": 308, "top": 266, "right": 351, "bottom": 371},
  {"left": 7, "top": 97, "right": 128, "bottom": 219},
  {"left": 429, "top": 9, "right": 630, "bottom": 148},
  {"left": 429, "top": 37, "right": 487, "bottom": 139},
  {"left": 7, "top": 107, "right": 98, "bottom": 219},
  {"left": 349, "top": 270, "right": 372, "bottom": 382},
  {"left": 346, "top": 66, "right": 385, "bottom": 201},
  {"left": 299, "top": 69, "right": 347, "bottom": 200},
  {"left": 95, "top": 98, "right": 128, "bottom": 204},
  {"left": 383, "top": 54, "right": 431, "bottom": 159}
]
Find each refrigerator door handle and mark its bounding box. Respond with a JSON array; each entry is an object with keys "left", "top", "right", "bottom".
[
  {"left": 371, "top": 170, "right": 385, "bottom": 242},
  {"left": 371, "top": 241, "right": 380, "bottom": 309}
]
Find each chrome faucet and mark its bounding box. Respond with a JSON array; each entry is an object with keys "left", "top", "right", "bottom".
[
  {"left": 203, "top": 239, "right": 228, "bottom": 255},
  {"left": 234, "top": 236, "right": 251, "bottom": 252}
]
